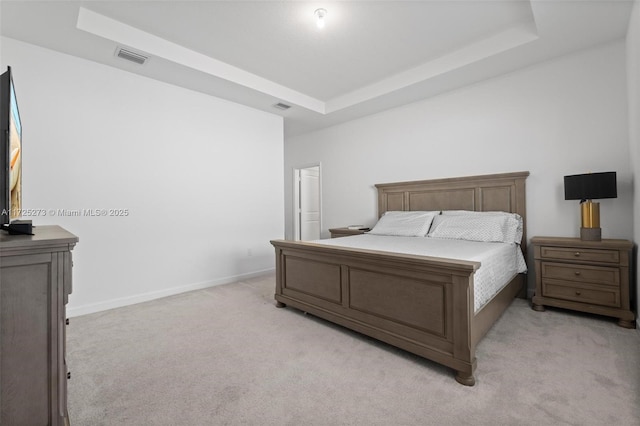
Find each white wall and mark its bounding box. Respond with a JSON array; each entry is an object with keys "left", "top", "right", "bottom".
[
  {"left": 1, "top": 37, "right": 284, "bottom": 316},
  {"left": 626, "top": 0, "right": 640, "bottom": 326},
  {"left": 285, "top": 41, "right": 632, "bottom": 295}
]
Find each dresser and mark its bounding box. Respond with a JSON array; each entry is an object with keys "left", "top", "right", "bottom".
[
  {"left": 531, "top": 236, "right": 635, "bottom": 328},
  {"left": 0, "top": 226, "right": 78, "bottom": 425}
]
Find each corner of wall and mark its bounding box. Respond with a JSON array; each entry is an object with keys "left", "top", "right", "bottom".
[{"left": 626, "top": 0, "right": 640, "bottom": 322}]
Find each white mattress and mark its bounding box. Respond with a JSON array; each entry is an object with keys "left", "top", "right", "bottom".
[{"left": 315, "top": 234, "right": 527, "bottom": 312}]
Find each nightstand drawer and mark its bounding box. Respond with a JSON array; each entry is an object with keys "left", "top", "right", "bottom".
[
  {"left": 542, "top": 279, "right": 620, "bottom": 308},
  {"left": 541, "top": 262, "right": 619, "bottom": 287},
  {"left": 539, "top": 246, "right": 620, "bottom": 264}
]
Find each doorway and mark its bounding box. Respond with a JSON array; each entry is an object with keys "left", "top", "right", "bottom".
[{"left": 293, "top": 165, "right": 321, "bottom": 241}]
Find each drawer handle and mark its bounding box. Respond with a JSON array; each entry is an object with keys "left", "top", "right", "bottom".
[
  {"left": 574, "top": 252, "right": 581, "bottom": 257},
  {"left": 575, "top": 291, "right": 582, "bottom": 296},
  {"left": 67, "top": 372, "right": 71, "bottom": 380},
  {"left": 574, "top": 271, "right": 581, "bottom": 276}
]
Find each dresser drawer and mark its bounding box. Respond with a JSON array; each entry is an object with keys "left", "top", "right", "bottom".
[
  {"left": 541, "top": 262, "right": 619, "bottom": 287},
  {"left": 542, "top": 279, "right": 620, "bottom": 308},
  {"left": 539, "top": 246, "right": 620, "bottom": 264}
]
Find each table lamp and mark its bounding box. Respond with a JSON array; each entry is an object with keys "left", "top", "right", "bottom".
[{"left": 564, "top": 171, "right": 617, "bottom": 241}]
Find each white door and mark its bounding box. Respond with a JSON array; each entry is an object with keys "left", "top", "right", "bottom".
[{"left": 296, "top": 166, "right": 321, "bottom": 241}]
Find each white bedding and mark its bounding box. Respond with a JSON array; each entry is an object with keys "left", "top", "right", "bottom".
[{"left": 315, "top": 234, "right": 527, "bottom": 312}]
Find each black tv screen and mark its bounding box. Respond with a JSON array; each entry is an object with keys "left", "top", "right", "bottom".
[{"left": 0, "top": 66, "right": 22, "bottom": 225}]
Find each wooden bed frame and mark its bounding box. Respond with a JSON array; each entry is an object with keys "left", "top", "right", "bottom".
[{"left": 271, "top": 171, "right": 529, "bottom": 385}]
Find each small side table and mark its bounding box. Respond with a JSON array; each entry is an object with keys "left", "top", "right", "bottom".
[
  {"left": 328, "top": 227, "right": 369, "bottom": 238},
  {"left": 531, "top": 236, "right": 635, "bottom": 328}
]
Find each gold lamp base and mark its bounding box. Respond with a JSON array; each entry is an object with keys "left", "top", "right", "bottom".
[{"left": 580, "top": 200, "right": 601, "bottom": 241}]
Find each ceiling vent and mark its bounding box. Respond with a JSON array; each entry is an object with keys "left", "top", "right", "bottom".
[
  {"left": 273, "top": 102, "right": 292, "bottom": 111},
  {"left": 115, "top": 47, "right": 148, "bottom": 65}
]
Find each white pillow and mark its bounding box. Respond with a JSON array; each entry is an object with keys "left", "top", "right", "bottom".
[
  {"left": 428, "top": 214, "right": 511, "bottom": 243},
  {"left": 438, "top": 210, "right": 523, "bottom": 243},
  {"left": 368, "top": 211, "right": 438, "bottom": 237}
]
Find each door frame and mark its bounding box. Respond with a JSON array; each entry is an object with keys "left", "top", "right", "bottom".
[{"left": 293, "top": 163, "right": 322, "bottom": 241}]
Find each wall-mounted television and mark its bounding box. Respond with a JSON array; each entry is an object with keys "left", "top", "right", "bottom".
[{"left": 0, "top": 66, "right": 24, "bottom": 230}]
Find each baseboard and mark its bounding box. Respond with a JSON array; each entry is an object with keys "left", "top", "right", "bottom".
[{"left": 66, "top": 268, "right": 275, "bottom": 318}]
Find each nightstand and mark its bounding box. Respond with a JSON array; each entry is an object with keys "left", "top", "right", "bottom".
[
  {"left": 328, "top": 227, "right": 369, "bottom": 238},
  {"left": 531, "top": 236, "right": 635, "bottom": 328}
]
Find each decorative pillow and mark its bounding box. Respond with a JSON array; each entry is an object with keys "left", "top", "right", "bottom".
[
  {"left": 368, "top": 211, "right": 439, "bottom": 237},
  {"left": 427, "top": 214, "right": 513, "bottom": 243},
  {"left": 437, "top": 210, "right": 523, "bottom": 243}
]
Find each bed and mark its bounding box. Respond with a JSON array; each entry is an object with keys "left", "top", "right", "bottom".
[{"left": 270, "top": 171, "right": 529, "bottom": 385}]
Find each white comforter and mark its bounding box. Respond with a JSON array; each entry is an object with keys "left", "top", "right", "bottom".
[{"left": 314, "top": 234, "right": 527, "bottom": 312}]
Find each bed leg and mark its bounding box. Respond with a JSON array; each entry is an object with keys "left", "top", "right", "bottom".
[
  {"left": 275, "top": 301, "right": 286, "bottom": 308},
  {"left": 455, "top": 371, "right": 476, "bottom": 386}
]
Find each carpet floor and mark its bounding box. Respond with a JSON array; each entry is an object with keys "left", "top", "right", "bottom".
[{"left": 67, "top": 273, "right": 640, "bottom": 425}]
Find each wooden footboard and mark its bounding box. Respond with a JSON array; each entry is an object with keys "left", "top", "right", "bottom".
[{"left": 271, "top": 239, "right": 483, "bottom": 385}]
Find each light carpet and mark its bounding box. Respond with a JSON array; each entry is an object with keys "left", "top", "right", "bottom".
[{"left": 67, "top": 273, "right": 640, "bottom": 425}]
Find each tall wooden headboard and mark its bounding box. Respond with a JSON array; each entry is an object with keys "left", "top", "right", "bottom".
[{"left": 375, "top": 171, "right": 530, "bottom": 249}]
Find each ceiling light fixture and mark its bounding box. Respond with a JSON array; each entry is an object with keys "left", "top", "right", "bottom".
[{"left": 314, "top": 8, "right": 327, "bottom": 29}]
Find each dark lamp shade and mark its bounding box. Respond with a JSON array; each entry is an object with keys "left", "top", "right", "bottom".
[{"left": 564, "top": 172, "right": 617, "bottom": 201}]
